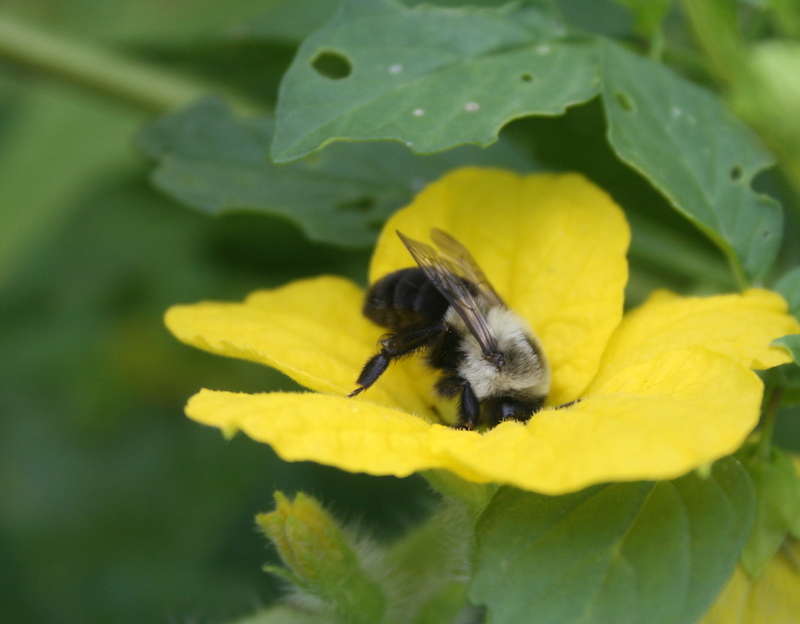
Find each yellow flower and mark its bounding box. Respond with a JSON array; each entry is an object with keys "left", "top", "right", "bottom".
[
  {"left": 701, "top": 538, "right": 800, "bottom": 624},
  {"left": 165, "top": 168, "right": 800, "bottom": 495},
  {"left": 700, "top": 454, "right": 800, "bottom": 624}
]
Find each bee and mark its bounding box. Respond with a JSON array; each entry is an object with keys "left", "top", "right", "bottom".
[{"left": 349, "top": 228, "right": 550, "bottom": 430}]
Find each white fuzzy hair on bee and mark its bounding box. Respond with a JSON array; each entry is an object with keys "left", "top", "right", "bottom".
[{"left": 349, "top": 228, "right": 550, "bottom": 430}]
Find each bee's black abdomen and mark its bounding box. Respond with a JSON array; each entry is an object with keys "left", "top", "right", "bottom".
[{"left": 363, "top": 268, "right": 449, "bottom": 330}]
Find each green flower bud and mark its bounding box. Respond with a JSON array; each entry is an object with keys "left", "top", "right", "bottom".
[{"left": 258, "top": 492, "right": 385, "bottom": 624}]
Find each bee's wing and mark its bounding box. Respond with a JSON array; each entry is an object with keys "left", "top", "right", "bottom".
[
  {"left": 430, "top": 228, "right": 505, "bottom": 307},
  {"left": 397, "top": 231, "right": 504, "bottom": 367}
]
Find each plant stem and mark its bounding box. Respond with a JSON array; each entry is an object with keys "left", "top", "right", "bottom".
[
  {"left": 649, "top": 29, "right": 664, "bottom": 62},
  {"left": 0, "top": 14, "right": 263, "bottom": 116},
  {"left": 421, "top": 470, "right": 498, "bottom": 512},
  {"left": 757, "top": 382, "right": 784, "bottom": 461},
  {"left": 678, "top": 0, "right": 744, "bottom": 88}
]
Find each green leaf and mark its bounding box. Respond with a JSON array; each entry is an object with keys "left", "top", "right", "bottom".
[
  {"left": 775, "top": 266, "right": 800, "bottom": 318},
  {"left": 139, "top": 97, "right": 534, "bottom": 248},
  {"left": 771, "top": 269, "right": 800, "bottom": 396},
  {"left": 600, "top": 40, "right": 783, "bottom": 285},
  {"left": 469, "top": 457, "right": 755, "bottom": 624},
  {"left": 773, "top": 334, "right": 800, "bottom": 366},
  {"left": 271, "top": 0, "right": 599, "bottom": 163},
  {"left": 738, "top": 445, "right": 800, "bottom": 579},
  {"left": 771, "top": 361, "right": 800, "bottom": 407}
]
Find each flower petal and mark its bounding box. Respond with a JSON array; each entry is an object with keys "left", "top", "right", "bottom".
[
  {"left": 369, "top": 167, "right": 629, "bottom": 404},
  {"left": 165, "top": 276, "right": 433, "bottom": 413},
  {"left": 437, "top": 347, "right": 762, "bottom": 494},
  {"left": 187, "top": 347, "right": 761, "bottom": 495},
  {"left": 186, "top": 389, "right": 466, "bottom": 477},
  {"left": 590, "top": 289, "right": 800, "bottom": 393}
]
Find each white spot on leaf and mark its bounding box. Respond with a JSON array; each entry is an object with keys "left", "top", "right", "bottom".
[
  {"left": 536, "top": 44, "right": 551, "bottom": 55},
  {"left": 465, "top": 102, "right": 480, "bottom": 112},
  {"left": 413, "top": 108, "right": 425, "bottom": 116},
  {"left": 389, "top": 64, "right": 403, "bottom": 74}
]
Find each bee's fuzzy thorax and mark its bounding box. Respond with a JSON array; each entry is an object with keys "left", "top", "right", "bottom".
[
  {"left": 352, "top": 229, "right": 551, "bottom": 428},
  {"left": 445, "top": 306, "right": 551, "bottom": 401}
]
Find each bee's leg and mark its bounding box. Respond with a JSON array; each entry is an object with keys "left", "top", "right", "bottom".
[
  {"left": 456, "top": 378, "right": 480, "bottom": 430},
  {"left": 349, "top": 324, "right": 447, "bottom": 397}
]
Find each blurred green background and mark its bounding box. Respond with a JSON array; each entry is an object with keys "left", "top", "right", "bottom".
[
  {"left": 1, "top": 1, "right": 798, "bottom": 622},
  {"left": 0, "top": 1, "right": 439, "bottom": 622}
]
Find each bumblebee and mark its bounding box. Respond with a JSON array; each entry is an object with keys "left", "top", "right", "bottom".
[{"left": 349, "top": 229, "right": 550, "bottom": 429}]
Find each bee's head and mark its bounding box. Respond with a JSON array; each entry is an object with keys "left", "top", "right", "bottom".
[{"left": 483, "top": 395, "right": 546, "bottom": 427}]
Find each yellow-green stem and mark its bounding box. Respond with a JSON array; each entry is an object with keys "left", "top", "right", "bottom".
[
  {"left": 421, "top": 469, "right": 498, "bottom": 512},
  {"left": 757, "top": 383, "right": 784, "bottom": 461},
  {"left": 0, "top": 14, "right": 263, "bottom": 116}
]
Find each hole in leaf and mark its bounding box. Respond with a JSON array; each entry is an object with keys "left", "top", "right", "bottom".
[
  {"left": 730, "top": 164, "right": 743, "bottom": 181},
  {"left": 615, "top": 91, "right": 635, "bottom": 112},
  {"left": 520, "top": 73, "right": 534, "bottom": 82},
  {"left": 311, "top": 51, "right": 352, "bottom": 79},
  {"left": 336, "top": 196, "right": 376, "bottom": 212}
]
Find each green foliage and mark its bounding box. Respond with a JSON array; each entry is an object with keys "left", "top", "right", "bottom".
[
  {"left": 738, "top": 444, "right": 800, "bottom": 579},
  {"left": 380, "top": 501, "right": 475, "bottom": 624},
  {"left": 774, "top": 335, "right": 800, "bottom": 368},
  {"left": 678, "top": 0, "right": 800, "bottom": 201},
  {"left": 600, "top": 40, "right": 782, "bottom": 286},
  {"left": 139, "top": 97, "right": 533, "bottom": 247},
  {"left": 254, "top": 498, "right": 476, "bottom": 624},
  {"left": 470, "top": 457, "right": 755, "bottom": 624},
  {"left": 259, "top": 492, "right": 386, "bottom": 624},
  {"left": 775, "top": 267, "right": 800, "bottom": 318},
  {"left": 271, "top": 0, "right": 598, "bottom": 163},
  {"left": 268, "top": 0, "right": 782, "bottom": 285},
  {"left": 3, "top": 0, "right": 800, "bottom": 622}
]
